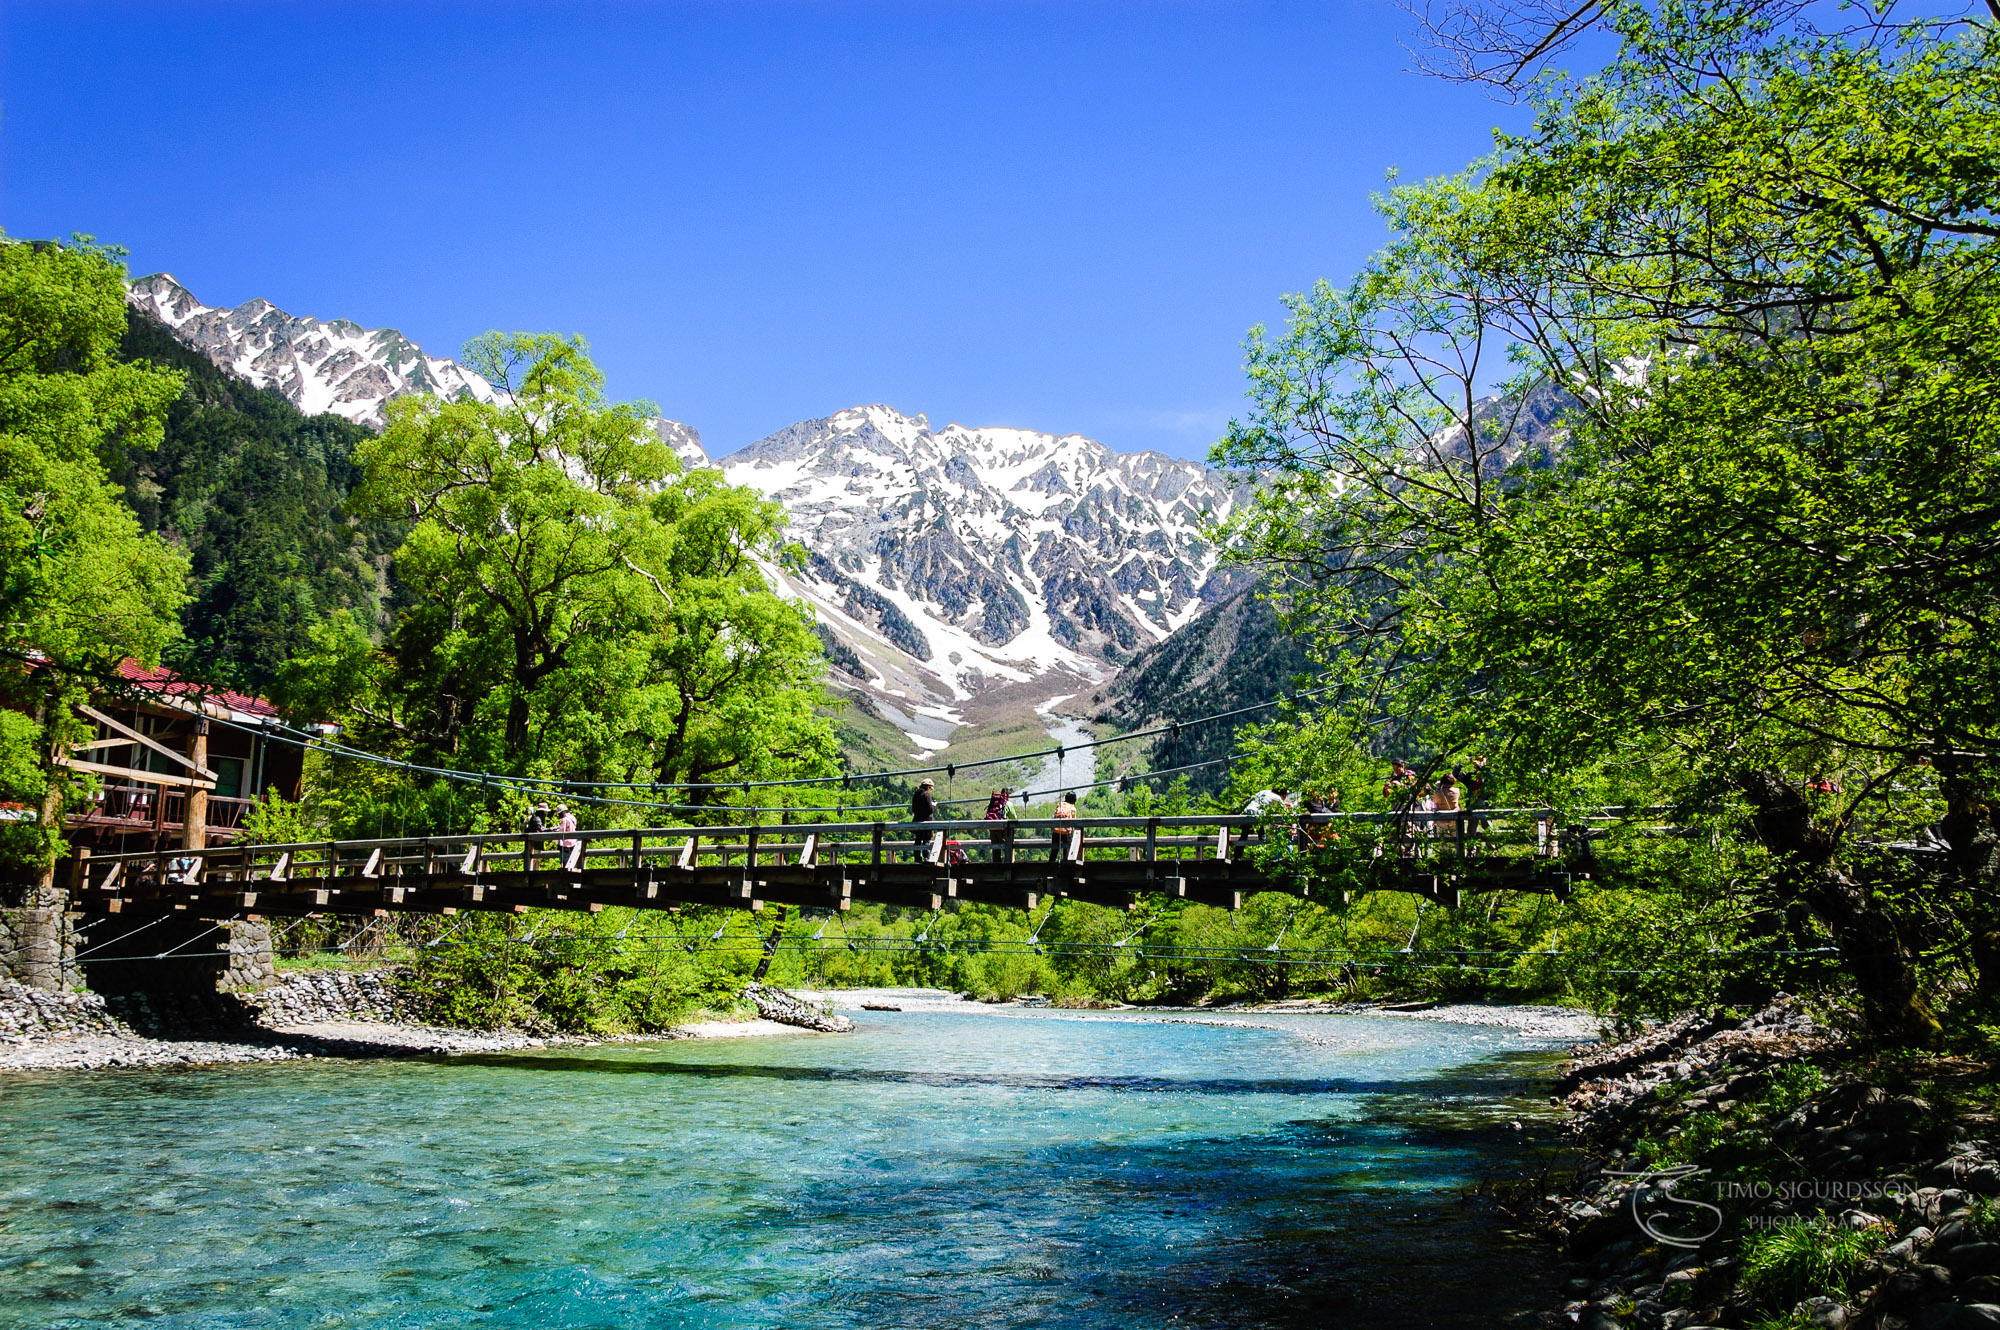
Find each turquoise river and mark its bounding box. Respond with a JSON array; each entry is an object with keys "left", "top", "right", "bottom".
[{"left": 0, "top": 1006, "right": 1574, "bottom": 1328}]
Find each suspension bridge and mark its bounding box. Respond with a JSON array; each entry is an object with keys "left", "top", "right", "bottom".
[{"left": 64, "top": 806, "right": 1611, "bottom": 926}]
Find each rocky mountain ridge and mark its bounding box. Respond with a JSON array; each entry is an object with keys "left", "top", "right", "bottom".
[
  {"left": 127, "top": 274, "right": 499, "bottom": 428},
  {"left": 718, "top": 405, "right": 1247, "bottom": 708}
]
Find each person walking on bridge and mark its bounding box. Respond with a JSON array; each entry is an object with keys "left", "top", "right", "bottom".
[
  {"left": 522, "top": 800, "right": 550, "bottom": 872},
  {"left": 910, "top": 779, "right": 938, "bottom": 862},
  {"left": 1049, "top": 790, "right": 1079, "bottom": 863},
  {"left": 556, "top": 803, "right": 580, "bottom": 871},
  {"left": 984, "top": 787, "right": 1016, "bottom": 862}
]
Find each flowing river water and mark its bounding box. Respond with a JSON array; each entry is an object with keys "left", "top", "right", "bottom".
[{"left": 0, "top": 1006, "right": 1573, "bottom": 1328}]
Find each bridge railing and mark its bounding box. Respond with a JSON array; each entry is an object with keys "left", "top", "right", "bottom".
[{"left": 64, "top": 804, "right": 1673, "bottom": 900}]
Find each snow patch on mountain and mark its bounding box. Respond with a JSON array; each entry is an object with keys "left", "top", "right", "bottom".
[
  {"left": 721, "top": 404, "right": 1245, "bottom": 704},
  {"left": 121, "top": 274, "right": 1246, "bottom": 732},
  {"left": 125, "top": 275, "right": 712, "bottom": 465},
  {"left": 126, "top": 274, "right": 498, "bottom": 427}
]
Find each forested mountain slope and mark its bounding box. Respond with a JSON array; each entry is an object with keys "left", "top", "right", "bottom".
[
  {"left": 1088, "top": 583, "right": 1313, "bottom": 790},
  {"left": 114, "top": 309, "right": 398, "bottom": 692}
]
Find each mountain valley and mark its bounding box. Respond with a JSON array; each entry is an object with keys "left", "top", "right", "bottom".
[{"left": 120, "top": 275, "right": 1281, "bottom": 796}]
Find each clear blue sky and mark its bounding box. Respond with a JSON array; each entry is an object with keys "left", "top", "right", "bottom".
[{"left": 3, "top": 2, "right": 1527, "bottom": 462}]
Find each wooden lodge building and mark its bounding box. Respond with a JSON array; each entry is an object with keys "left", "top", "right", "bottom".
[{"left": 57, "top": 661, "right": 304, "bottom": 852}]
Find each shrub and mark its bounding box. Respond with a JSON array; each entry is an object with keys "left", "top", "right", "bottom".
[{"left": 1741, "top": 1219, "right": 1885, "bottom": 1308}]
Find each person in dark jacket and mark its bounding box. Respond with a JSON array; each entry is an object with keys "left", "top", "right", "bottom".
[
  {"left": 522, "top": 800, "right": 550, "bottom": 870},
  {"left": 909, "top": 779, "right": 938, "bottom": 861}
]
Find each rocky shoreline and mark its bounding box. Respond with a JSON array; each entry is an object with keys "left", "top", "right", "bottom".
[
  {"left": 1534, "top": 997, "right": 2000, "bottom": 1330},
  {"left": 0, "top": 970, "right": 836, "bottom": 1073}
]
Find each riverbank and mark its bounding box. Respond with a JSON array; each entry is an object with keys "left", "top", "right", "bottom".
[
  {"left": 1532, "top": 995, "right": 2000, "bottom": 1330},
  {"left": 0, "top": 973, "right": 807, "bottom": 1073},
  {"left": 797, "top": 985, "right": 1604, "bottom": 1041}
]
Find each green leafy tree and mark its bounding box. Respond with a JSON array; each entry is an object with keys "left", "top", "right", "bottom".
[
  {"left": 284, "top": 331, "right": 835, "bottom": 826},
  {"left": 112, "top": 309, "right": 389, "bottom": 693},
  {"left": 0, "top": 235, "right": 188, "bottom": 879},
  {"left": 1216, "top": 2, "right": 2000, "bottom": 1042}
]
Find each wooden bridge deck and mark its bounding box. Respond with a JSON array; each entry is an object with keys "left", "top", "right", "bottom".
[{"left": 62, "top": 809, "right": 1613, "bottom": 924}]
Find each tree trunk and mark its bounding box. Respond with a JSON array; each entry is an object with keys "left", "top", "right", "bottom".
[
  {"left": 1740, "top": 770, "right": 1940, "bottom": 1047},
  {"left": 183, "top": 717, "right": 209, "bottom": 851},
  {"left": 1934, "top": 762, "right": 2000, "bottom": 1006}
]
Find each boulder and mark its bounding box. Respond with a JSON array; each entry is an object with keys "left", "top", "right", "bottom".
[
  {"left": 1946, "top": 1246, "right": 2000, "bottom": 1282},
  {"left": 1882, "top": 1266, "right": 1955, "bottom": 1313},
  {"left": 1795, "top": 1296, "right": 1852, "bottom": 1328}
]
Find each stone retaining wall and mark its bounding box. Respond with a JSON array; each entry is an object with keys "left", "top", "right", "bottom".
[
  {"left": 1, "top": 967, "right": 428, "bottom": 1049},
  {"left": 246, "top": 968, "right": 425, "bottom": 1026},
  {"left": 223, "top": 921, "right": 277, "bottom": 993},
  {"left": 0, "top": 978, "right": 125, "bottom": 1041},
  {"left": 0, "top": 889, "right": 79, "bottom": 992}
]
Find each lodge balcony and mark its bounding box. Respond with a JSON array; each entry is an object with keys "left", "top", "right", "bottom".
[{"left": 67, "top": 784, "right": 257, "bottom": 844}]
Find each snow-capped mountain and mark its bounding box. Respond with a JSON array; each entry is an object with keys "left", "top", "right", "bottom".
[
  {"left": 123, "top": 274, "right": 1249, "bottom": 727},
  {"left": 127, "top": 274, "right": 499, "bottom": 427},
  {"left": 719, "top": 405, "right": 1247, "bottom": 704},
  {"left": 126, "top": 274, "right": 713, "bottom": 468}
]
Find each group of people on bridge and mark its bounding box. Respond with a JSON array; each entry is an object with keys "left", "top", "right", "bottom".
[{"left": 907, "top": 779, "right": 1080, "bottom": 863}]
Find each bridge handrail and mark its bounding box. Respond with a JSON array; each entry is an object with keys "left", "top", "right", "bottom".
[{"left": 70, "top": 804, "right": 1686, "bottom": 867}]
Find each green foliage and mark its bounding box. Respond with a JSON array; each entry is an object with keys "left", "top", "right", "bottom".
[
  {"left": 276, "top": 332, "right": 837, "bottom": 836},
  {"left": 404, "top": 908, "right": 743, "bottom": 1033},
  {"left": 112, "top": 309, "right": 390, "bottom": 692},
  {"left": 1741, "top": 1219, "right": 1886, "bottom": 1309},
  {"left": 1635, "top": 1062, "right": 1829, "bottom": 1171},
  {"left": 1970, "top": 1196, "right": 2000, "bottom": 1240},
  {"left": 0, "top": 709, "right": 50, "bottom": 868},
  {"left": 0, "top": 237, "right": 188, "bottom": 673},
  {"left": 0, "top": 235, "right": 188, "bottom": 875},
  {"left": 239, "top": 788, "right": 314, "bottom": 849},
  {"left": 1765, "top": 1063, "right": 1830, "bottom": 1118},
  {"left": 1212, "top": 2, "right": 2000, "bottom": 1043}
]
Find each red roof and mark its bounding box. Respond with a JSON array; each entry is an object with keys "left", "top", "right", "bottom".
[{"left": 114, "top": 660, "right": 282, "bottom": 719}]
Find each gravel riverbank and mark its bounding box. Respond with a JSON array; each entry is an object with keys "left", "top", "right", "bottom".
[{"left": 0, "top": 972, "right": 810, "bottom": 1073}]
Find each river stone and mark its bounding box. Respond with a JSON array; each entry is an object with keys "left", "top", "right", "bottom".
[
  {"left": 1795, "top": 1295, "right": 1851, "bottom": 1328},
  {"left": 1883, "top": 1267, "right": 1955, "bottom": 1312},
  {"left": 1947, "top": 1246, "right": 2000, "bottom": 1280},
  {"left": 1889, "top": 1231, "right": 1936, "bottom": 1265},
  {"left": 1579, "top": 1303, "right": 1623, "bottom": 1330},
  {"left": 1921, "top": 1305, "right": 2000, "bottom": 1330}
]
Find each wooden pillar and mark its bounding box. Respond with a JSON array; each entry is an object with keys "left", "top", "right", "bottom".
[{"left": 183, "top": 717, "right": 210, "bottom": 850}]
